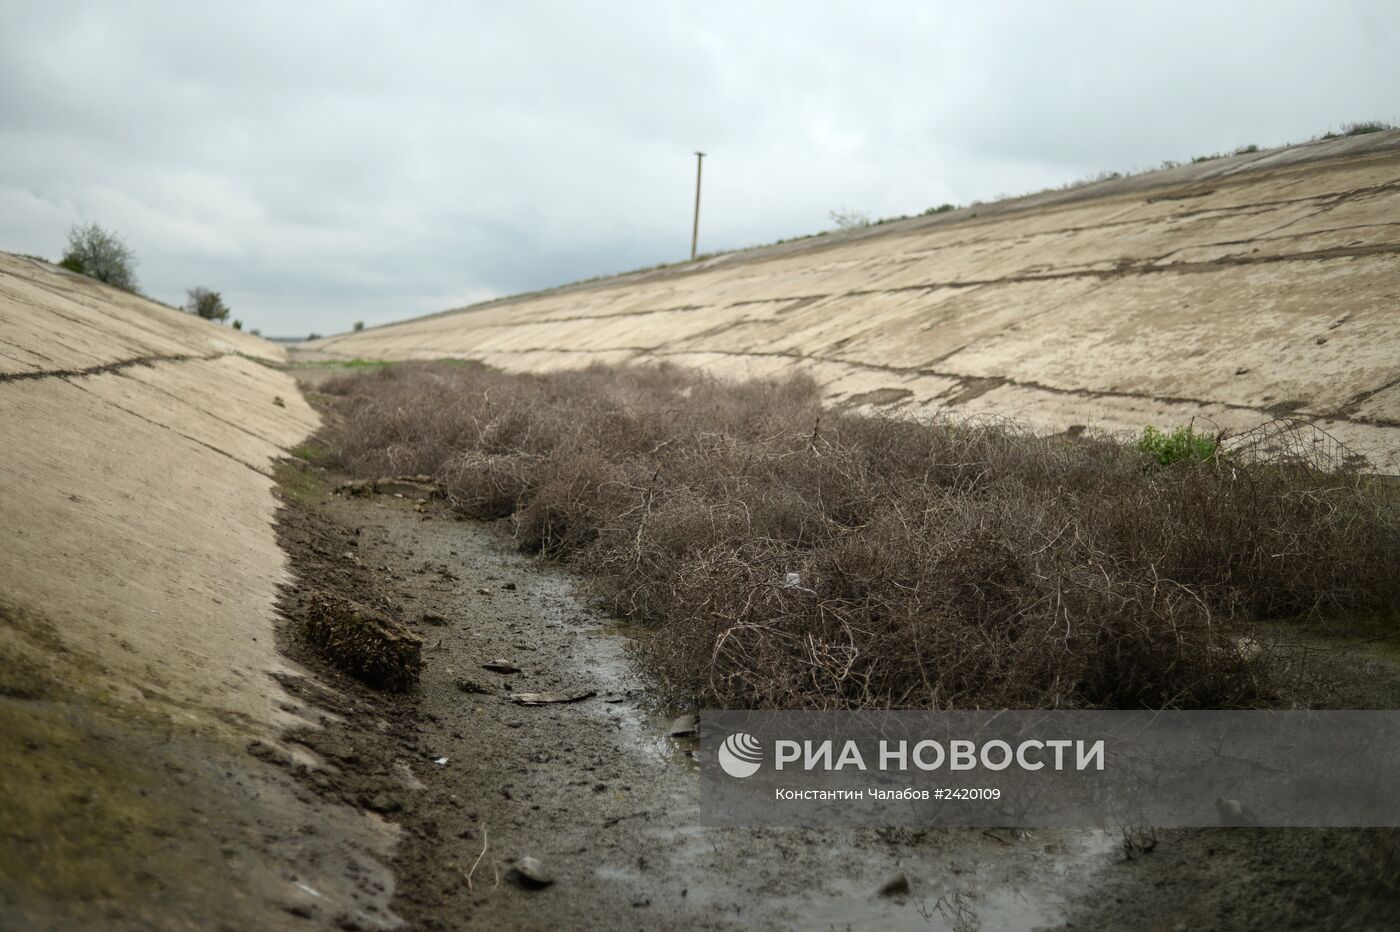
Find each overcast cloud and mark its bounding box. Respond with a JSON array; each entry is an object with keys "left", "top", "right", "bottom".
[{"left": 2, "top": 1, "right": 1396, "bottom": 335}]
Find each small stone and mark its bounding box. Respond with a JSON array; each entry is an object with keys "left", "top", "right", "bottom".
[
  {"left": 510, "top": 856, "right": 554, "bottom": 888},
  {"left": 666, "top": 714, "right": 699, "bottom": 738},
  {"left": 366, "top": 793, "right": 401, "bottom": 814},
  {"left": 879, "top": 874, "right": 911, "bottom": 898},
  {"left": 482, "top": 659, "right": 521, "bottom": 674}
]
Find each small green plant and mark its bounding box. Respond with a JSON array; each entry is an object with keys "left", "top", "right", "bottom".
[
  {"left": 232, "top": 319, "right": 243, "bottom": 330},
  {"left": 922, "top": 203, "right": 957, "bottom": 215},
  {"left": 353, "top": 320, "right": 365, "bottom": 331},
  {"left": 1233, "top": 144, "right": 1260, "bottom": 155},
  {"left": 320, "top": 357, "right": 393, "bottom": 369},
  {"left": 299, "top": 358, "right": 397, "bottom": 372},
  {"left": 289, "top": 439, "right": 332, "bottom": 465},
  {"left": 1136, "top": 425, "right": 1218, "bottom": 466}
]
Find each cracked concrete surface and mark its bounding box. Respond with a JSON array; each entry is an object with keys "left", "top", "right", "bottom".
[
  {"left": 1, "top": 253, "right": 398, "bottom": 929},
  {"left": 310, "top": 132, "right": 1400, "bottom": 471},
  {"left": 0, "top": 252, "right": 319, "bottom": 737}
]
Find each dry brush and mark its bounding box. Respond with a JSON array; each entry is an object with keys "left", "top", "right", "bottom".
[{"left": 317, "top": 361, "right": 1399, "bottom": 711}]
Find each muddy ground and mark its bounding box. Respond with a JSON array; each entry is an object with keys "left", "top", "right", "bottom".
[
  {"left": 273, "top": 461, "right": 1116, "bottom": 930},
  {"left": 254, "top": 360, "right": 1400, "bottom": 931},
  {"left": 271, "top": 442, "right": 1400, "bottom": 931}
]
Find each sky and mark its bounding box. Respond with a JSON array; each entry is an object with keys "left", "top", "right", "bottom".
[{"left": 2, "top": 1, "right": 1397, "bottom": 336}]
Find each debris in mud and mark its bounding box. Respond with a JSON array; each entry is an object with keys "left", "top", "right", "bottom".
[
  {"left": 421, "top": 610, "right": 448, "bottom": 625},
  {"left": 456, "top": 678, "right": 496, "bottom": 695},
  {"left": 332, "top": 475, "right": 440, "bottom": 498},
  {"left": 878, "top": 873, "right": 911, "bottom": 898},
  {"left": 509, "top": 690, "right": 596, "bottom": 706},
  {"left": 303, "top": 591, "right": 423, "bottom": 691},
  {"left": 377, "top": 476, "right": 439, "bottom": 497},
  {"left": 509, "top": 857, "right": 554, "bottom": 888},
  {"left": 272, "top": 395, "right": 286, "bottom": 408},
  {"left": 501, "top": 582, "right": 517, "bottom": 591},
  {"left": 482, "top": 659, "right": 521, "bottom": 674},
  {"left": 666, "top": 714, "right": 699, "bottom": 738},
  {"left": 365, "top": 792, "right": 402, "bottom": 814}
]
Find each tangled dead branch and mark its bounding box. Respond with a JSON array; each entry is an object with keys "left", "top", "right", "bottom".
[{"left": 318, "top": 361, "right": 1398, "bottom": 711}]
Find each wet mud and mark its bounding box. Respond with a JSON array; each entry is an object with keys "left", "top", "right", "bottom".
[{"left": 271, "top": 460, "right": 1123, "bottom": 930}]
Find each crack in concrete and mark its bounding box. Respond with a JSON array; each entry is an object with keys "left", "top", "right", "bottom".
[
  {"left": 0, "top": 353, "right": 220, "bottom": 384},
  {"left": 61, "top": 378, "right": 271, "bottom": 477},
  {"left": 111, "top": 364, "right": 295, "bottom": 452}
]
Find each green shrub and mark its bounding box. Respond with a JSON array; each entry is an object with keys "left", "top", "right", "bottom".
[
  {"left": 1135, "top": 425, "right": 1218, "bottom": 466},
  {"left": 185, "top": 287, "right": 230, "bottom": 322},
  {"left": 61, "top": 223, "right": 138, "bottom": 291}
]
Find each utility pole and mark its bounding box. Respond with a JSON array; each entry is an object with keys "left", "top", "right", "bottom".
[{"left": 690, "top": 151, "right": 705, "bottom": 261}]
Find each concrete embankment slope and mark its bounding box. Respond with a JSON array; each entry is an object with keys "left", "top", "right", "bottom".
[
  {"left": 0, "top": 253, "right": 394, "bottom": 929},
  {"left": 313, "top": 132, "right": 1400, "bottom": 471}
]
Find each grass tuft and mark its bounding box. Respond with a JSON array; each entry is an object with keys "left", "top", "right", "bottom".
[{"left": 1135, "top": 425, "right": 1218, "bottom": 466}]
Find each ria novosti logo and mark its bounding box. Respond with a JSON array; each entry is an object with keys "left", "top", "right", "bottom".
[{"left": 718, "top": 732, "right": 764, "bottom": 778}]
